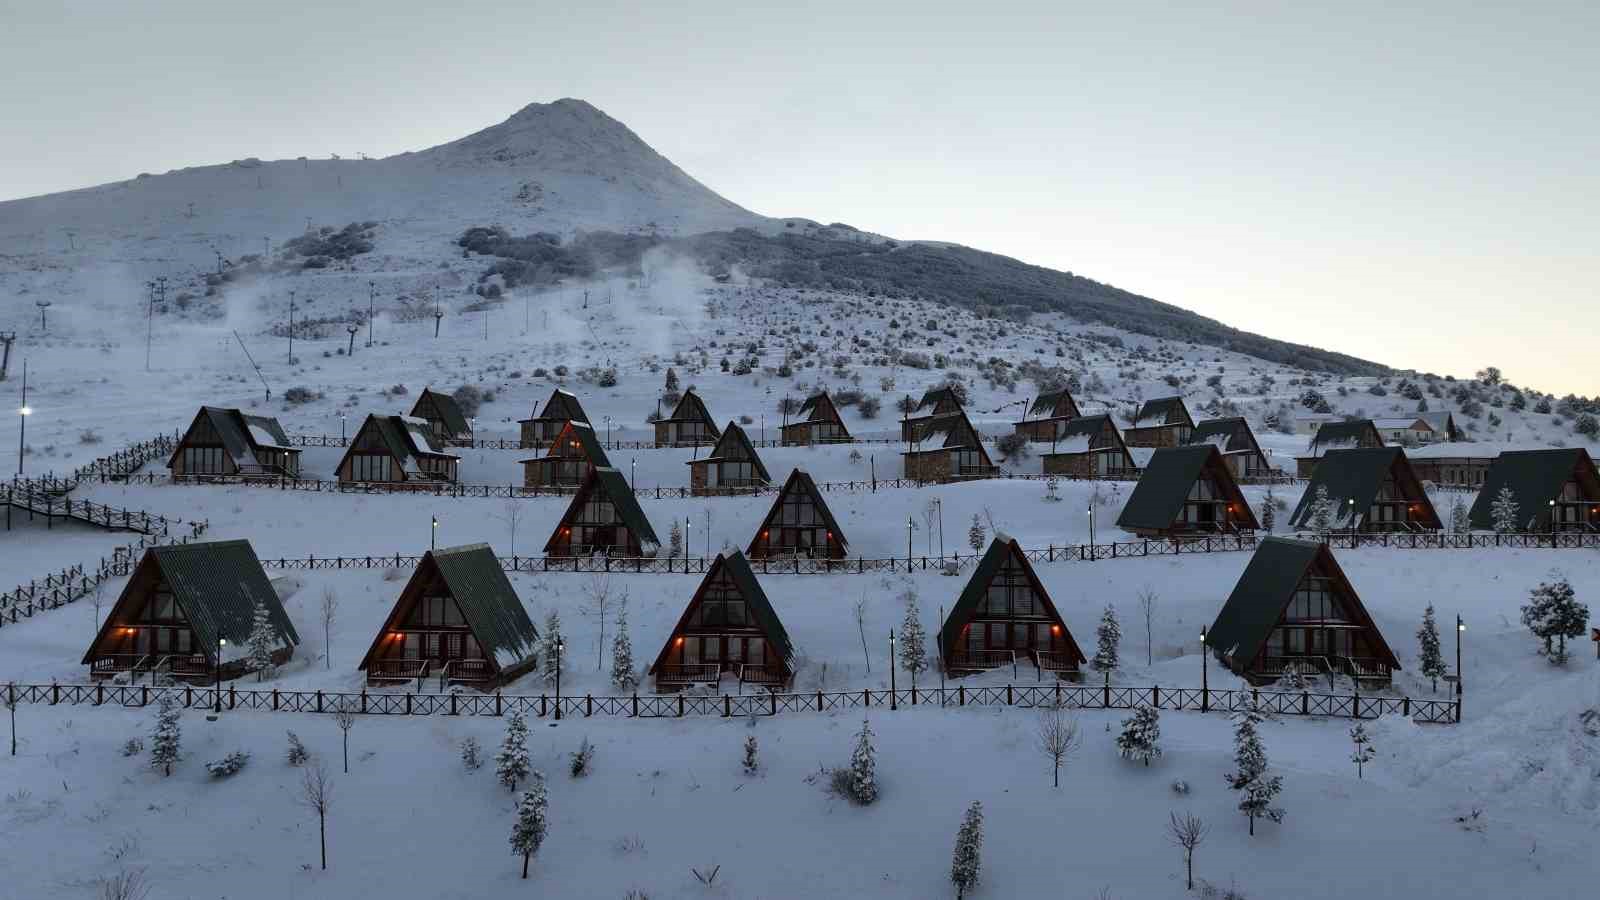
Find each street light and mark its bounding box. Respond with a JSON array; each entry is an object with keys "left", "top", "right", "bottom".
[
  {"left": 17, "top": 359, "right": 30, "bottom": 476},
  {"left": 1455, "top": 615, "right": 1465, "bottom": 721},
  {"left": 1347, "top": 498, "right": 1356, "bottom": 544},
  {"left": 554, "top": 638, "right": 566, "bottom": 721},
  {"left": 907, "top": 515, "right": 914, "bottom": 564},
  {"left": 214, "top": 637, "right": 228, "bottom": 713},
  {"left": 604, "top": 415, "right": 612, "bottom": 449},
  {"left": 1199, "top": 626, "right": 1209, "bottom": 712},
  {"left": 889, "top": 629, "right": 898, "bottom": 710},
  {"left": 339, "top": 412, "right": 347, "bottom": 442},
  {"left": 431, "top": 515, "right": 438, "bottom": 550},
  {"left": 1087, "top": 505, "right": 1096, "bottom": 548},
  {"left": 367, "top": 281, "right": 375, "bottom": 347},
  {"left": 630, "top": 458, "right": 636, "bottom": 492}
]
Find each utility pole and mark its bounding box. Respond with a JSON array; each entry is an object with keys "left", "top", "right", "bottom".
[
  {"left": 0, "top": 332, "right": 14, "bottom": 381},
  {"left": 287, "top": 291, "right": 296, "bottom": 364},
  {"left": 35, "top": 301, "right": 51, "bottom": 332},
  {"left": 214, "top": 249, "right": 224, "bottom": 274},
  {"left": 146, "top": 276, "right": 166, "bottom": 371},
  {"left": 346, "top": 324, "right": 359, "bottom": 356},
  {"left": 433, "top": 297, "right": 443, "bottom": 338},
  {"left": 367, "top": 281, "right": 375, "bottom": 347},
  {"left": 17, "top": 360, "right": 30, "bottom": 476}
]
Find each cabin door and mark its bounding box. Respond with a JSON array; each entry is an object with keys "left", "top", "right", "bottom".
[{"left": 705, "top": 465, "right": 719, "bottom": 488}]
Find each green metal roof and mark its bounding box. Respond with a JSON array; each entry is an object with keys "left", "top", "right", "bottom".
[
  {"left": 916, "top": 386, "right": 961, "bottom": 413},
  {"left": 938, "top": 536, "right": 1085, "bottom": 665},
  {"left": 414, "top": 388, "right": 470, "bottom": 436},
  {"left": 84, "top": 539, "right": 298, "bottom": 663},
  {"left": 1468, "top": 448, "right": 1599, "bottom": 530},
  {"left": 1029, "top": 389, "right": 1080, "bottom": 417},
  {"left": 665, "top": 389, "right": 718, "bottom": 431},
  {"left": 556, "top": 466, "right": 659, "bottom": 551},
  {"left": 1132, "top": 396, "right": 1191, "bottom": 427},
  {"left": 647, "top": 550, "right": 795, "bottom": 674},
  {"left": 1115, "top": 445, "right": 1258, "bottom": 532},
  {"left": 1307, "top": 420, "right": 1382, "bottom": 455},
  {"left": 1288, "top": 447, "right": 1439, "bottom": 529},
  {"left": 429, "top": 543, "right": 541, "bottom": 665},
  {"left": 565, "top": 422, "right": 614, "bottom": 469},
  {"left": 1206, "top": 537, "right": 1399, "bottom": 671},
  {"left": 1186, "top": 417, "right": 1258, "bottom": 455},
  {"left": 693, "top": 422, "right": 772, "bottom": 483},
  {"left": 758, "top": 468, "right": 848, "bottom": 553},
  {"left": 541, "top": 388, "right": 589, "bottom": 423}
]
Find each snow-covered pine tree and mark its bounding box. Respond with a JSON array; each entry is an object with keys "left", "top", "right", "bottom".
[
  {"left": 149, "top": 692, "right": 181, "bottom": 777},
  {"left": 1092, "top": 604, "right": 1120, "bottom": 672},
  {"left": 496, "top": 711, "right": 531, "bottom": 792},
  {"left": 849, "top": 718, "right": 878, "bottom": 804},
  {"left": 610, "top": 602, "right": 637, "bottom": 691},
  {"left": 664, "top": 367, "right": 679, "bottom": 393},
  {"left": 898, "top": 592, "right": 929, "bottom": 690},
  {"left": 1349, "top": 722, "right": 1374, "bottom": 779},
  {"left": 950, "top": 800, "right": 984, "bottom": 900},
  {"left": 1308, "top": 485, "right": 1334, "bottom": 532},
  {"left": 461, "top": 736, "right": 482, "bottom": 770},
  {"left": 510, "top": 772, "right": 549, "bottom": 879},
  {"left": 1225, "top": 707, "right": 1284, "bottom": 836},
  {"left": 1449, "top": 495, "right": 1469, "bottom": 534},
  {"left": 246, "top": 597, "right": 277, "bottom": 681},
  {"left": 1116, "top": 705, "right": 1162, "bottom": 766},
  {"left": 541, "top": 611, "right": 564, "bottom": 683},
  {"left": 1520, "top": 576, "right": 1590, "bottom": 665},
  {"left": 967, "top": 514, "right": 985, "bottom": 554},
  {"left": 1417, "top": 604, "right": 1446, "bottom": 692},
  {"left": 286, "top": 730, "right": 309, "bottom": 766},
  {"left": 667, "top": 519, "right": 684, "bottom": 558},
  {"left": 742, "top": 734, "right": 759, "bottom": 776},
  {"left": 1260, "top": 484, "right": 1276, "bottom": 533},
  {"left": 1491, "top": 486, "right": 1520, "bottom": 533}
]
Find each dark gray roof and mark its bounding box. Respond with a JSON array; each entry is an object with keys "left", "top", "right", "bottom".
[
  {"left": 666, "top": 390, "right": 718, "bottom": 430},
  {"left": 913, "top": 411, "right": 980, "bottom": 449},
  {"left": 916, "top": 386, "right": 961, "bottom": 413},
  {"left": 759, "top": 468, "right": 848, "bottom": 552},
  {"left": 1288, "top": 447, "right": 1439, "bottom": 529},
  {"left": 649, "top": 550, "right": 795, "bottom": 674},
  {"left": 540, "top": 388, "right": 589, "bottom": 423},
  {"left": 1207, "top": 538, "right": 1399, "bottom": 670},
  {"left": 170, "top": 407, "right": 298, "bottom": 470},
  {"left": 85, "top": 539, "right": 297, "bottom": 663},
  {"left": 1133, "top": 396, "right": 1191, "bottom": 427},
  {"left": 1115, "top": 445, "right": 1257, "bottom": 531},
  {"left": 1055, "top": 414, "right": 1116, "bottom": 441},
  {"left": 1029, "top": 389, "right": 1079, "bottom": 417},
  {"left": 565, "top": 422, "right": 613, "bottom": 469},
  {"left": 1468, "top": 448, "right": 1599, "bottom": 529},
  {"left": 694, "top": 422, "right": 771, "bottom": 483},
  {"left": 798, "top": 392, "right": 827, "bottom": 418},
  {"left": 1307, "top": 420, "right": 1382, "bottom": 455},
  {"left": 414, "top": 388, "right": 470, "bottom": 436},
  {"left": 584, "top": 467, "right": 659, "bottom": 549},
  {"left": 939, "top": 536, "right": 1084, "bottom": 664},
  {"left": 1187, "top": 417, "right": 1257, "bottom": 455},
  {"left": 430, "top": 543, "right": 540, "bottom": 665}
]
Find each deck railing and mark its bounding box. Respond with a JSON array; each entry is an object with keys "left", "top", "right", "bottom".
[{"left": 653, "top": 664, "right": 722, "bottom": 685}]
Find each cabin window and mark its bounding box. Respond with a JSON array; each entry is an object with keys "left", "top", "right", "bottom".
[
  {"left": 350, "top": 453, "right": 392, "bottom": 481},
  {"left": 580, "top": 497, "right": 617, "bottom": 524},
  {"left": 952, "top": 449, "right": 985, "bottom": 473},
  {"left": 182, "top": 446, "right": 227, "bottom": 474},
  {"left": 403, "top": 633, "right": 421, "bottom": 659},
  {"left": 747, "top": 639, "right": 765, "bottom": 667},
  {"left": 778, "top": 493, "right": 821, "bottom": 526},
  {"left": 1285, "top": 576, "right": 1351, "bottom": 622}
]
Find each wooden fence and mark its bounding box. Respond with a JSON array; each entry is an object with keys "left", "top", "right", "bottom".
[{"left": 0, "top": 680, "right": 1461, "bottom": 725}]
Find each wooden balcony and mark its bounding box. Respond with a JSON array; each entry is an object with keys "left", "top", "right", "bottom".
[
  {"left": 1033, "top": 651, "right": 1081, "bottom": 674},
  {"left": 439, "top": 658, "right": 492, "bottom": 688},
  {"left": 653, "top": 663, "right": 722, "bottom": 688},
  {"left": 366, "top": 657, "right": 432, "bottom": 686},
  {"left": 734, "top": 663, "right": 787, "bottom": 688},
  {"left": 1258, "top": 655, "right": 1392, "bottom": 684},
  {"left": 945, "top": 650, "right": 1019, "bottom": 676}
]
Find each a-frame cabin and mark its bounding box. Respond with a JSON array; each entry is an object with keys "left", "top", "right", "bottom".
[
  {"left": 1041, "top": 414, "right": 1139, "bottom": 478},
  {"left": 518, "top": 388, "right": 590, "bottom": 449},
  {"left": 358, "top": 543, "right": 540, "bottom": 689},
  {"left": 901, "top": 386, "right": 965, "bottom": 443},
  {"left": 167, "top": 406, "right": 301, "bottom": 478},
  {"left": 1207, "top": 537, "right": 1400, "bottom": 685},
  {"left": 1013, "top": 388, "right": 1083, "bottom": 443},
  {"left": 940, "top": 535, "right": 1085, "bottom": 677},
  {"left": 1116, "top": 445, "right": 1260, "bottom": 538},
  {"left": 1468, "top": 448, "right": 1600, "bottom": 532},
  {"left": 1184, "top": 417, "right": 1273, "bottom": 480},
  {"left": 83, "top": 540, "right": 299, "bottom": 682},
  {"left": 544, "top": 466, "right": 660, "bottom": 557},
  {"left": 781, "top": 390, "right": 852, "bottom": 445},
  {"left": 1296, "top": 419, "right": 1384, "bottom": 478},
  {"left": 902, "top": 410, "right": 996, "bottom": 483},
  {"left": 336, "top": 414, "right": 460, "bottom": 484},
  {"left": 410, "top": 388, "right": 472, "bottom": 445},
  {"left": 1123, "top": 396, "right": 1195, "bottom": 448},
  {"left": 687, "top": 422, "right": 772, "bottom": 496},
  {"left": 747, "top": 468, "right": 848, "bottom": 559},
  {"left": 648, "top": 550, "right": 795, "bottom": 691},
  {"left": 1289, "top": 447, "right": 1441, "bottom": 533},
  {"left": 654, "top": 389, "right": 720, "bottom": 447},
  {"left": 520, "top": 421, "right": 612, "bottom": 490}
]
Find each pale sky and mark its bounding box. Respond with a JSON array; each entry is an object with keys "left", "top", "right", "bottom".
[{"left": 4, "top": 1, "right": 1595, "bottom": 395}]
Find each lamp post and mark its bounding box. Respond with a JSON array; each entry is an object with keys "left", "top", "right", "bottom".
[
  {"left": 17, "top": 360, "right": 30, "bottom": 476},
  {"left": 339, "top": 413, "right": 347, "bottom": 442},
  {"left": 431, "top": 515, "right": 438, "bottom": 550},
  {"left": 1347, "top": 498, "right": 1356, "bottom": 545},
  {"left": 1548, "top": 498, "right": 1555, "bottom": 533},
  {"left": 630, "top": 458, "right": 636, "bottom": 492},
  {"left": 685, "top": 516, "right": 691, "bottom": 562},
  {"left": 934, "top": 497, "right": 945, "bottom": 559},
  {"left": 1087, "top": 505, "right": 1096, "bottom": 549},
  {"left": 554, "top": 638, "right": 565, "bottom": 721},
  {"left": 287, "top": 291, "right": 296, "bottom": 364},
  {"left": 469, "top": 417, "right": 477, "bottom": 444},
  {"left": 346, "top": 324, "right": 359, "bottom": 356},
  {"left": 214, "top": 637, "right": 228, "bottom": 713},
  {"left": 367, "top": 281, "right": 375, "bottom": 347},
  {"left": 1199, "top": 626, "right": 1209, "bottom": 712},
  {"left": 889, "top": 629, "right": 898, "bottom": 710},
  {"left": 907, "top": 515, "right": 914, "bottom": 565},
  {"left": 604, "top": 415, "right": 612, "bottom": 449},
  {"left": 1455, "top": 615, "right": 1464, "bottom": 721}
]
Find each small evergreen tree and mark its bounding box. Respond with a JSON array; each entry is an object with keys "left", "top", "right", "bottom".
[
  {"left": 461, "top": 736, "right": 483, "bottom": 770},
  {"left": 286, "top": 730, "right": 309, "bottom": 766},
  {"left": 610, "top": 602, "right": 637, "bottom": 691},
  {"left": 246, "top": 598, "right": 277, "bottom": 681},
  {"left": 540, "top": 611, "right": 564, "bottom": 683},
  {"left": 667, "top": 520, "right": 684, "bottom": 558},
  {"left": 1116, "top": 706, "right": 1162, "bottom": 766},
  {"left": 849, "top": 718, "right": 878, "bottom": 804},
  {"left": 1349, "top": 722, "right": 1374, "bottom": 779},
  {"left": 950, "top": 800, "right": 984, "bottom": 900},
  {"left": 1308, "top": 485, "right": 1334, "bottom": 532},
  {"left": 899, "top": 592, "right": 929, "bottom": 690},
  {"left": 149, "top": 693, "right": 181, "bottom": 777},
  {"left": 496, "top": 711, "right": 531, "bottom": 791},
  {"left": 1260, "top": 484, "right": 1276, "bottom": 533},
  {"left": 742, "top": 734, "right": 759, "bottom": 776},
  {"left": 1225, "top": 707, "right": 1284, "bottom": 836},
  {"left": 569, "top": 737, "right": 594, "bottom": 777},
  {"left": 510, "top": 773, "right": 549, "bottom": 879},
  {"left": 967, "top": 514, "right": 985, "bottom": 553},
  {"left": 1521, "top": 576, "right": 1589, "bottom": 665},
  {"left": 1448, "top": 495, "right": 1469, "bottom": 533},
  {"left": 1092, "top": 604, "right": 1120, "bottom": 672},
  {"left": 1417, "top": 604, "right": 1446, "bottom": 692},
  {"left": 1491, "top": 486, "right": 1520, "bottom": 533},
  {"left": 664, "top": 367, "right": 679, "bottom": 392}
]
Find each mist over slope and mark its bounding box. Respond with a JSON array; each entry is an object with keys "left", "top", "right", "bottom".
[{"left": 0, "top": 97, "right": 1382, "bottom": 375}]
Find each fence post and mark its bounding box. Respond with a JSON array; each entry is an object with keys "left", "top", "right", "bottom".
[
  {"left": 361, "top": 690, "right": 368, "bottom": 714},
  {"left": 316, "top": 690, "right": 323, "bottom": 713},
  {"left": 272, "top": 688, "right": 279, "bottom": 710},
  {"left": 678, "top": 694, "right": 685, "bottom": 717},
  {"left": 405, "top": 693, "right": 412, "bottom": 715},
  {"left": 1152, "top": 684, "right": 1160, "bottom": 708},
  {"left": 98, "top": 683, "right": 106, "bottom": 706},
  {"left": 770, "top": 692, "right": 777, "bottom": 716},
  {"left": 1250, "top": 687, "right": 1258, "bottom": 710},
  {"left": 1302, "top": 691, "right": 1309, "bottom": 716},
  {"left": 1353, "top": 686, "right": 1360, "bottom": 719},
  {"left": 1402, "top": 696, "right": 1410, "bottom": 717},
  {"left": 958, "top": 685, "right": 965, "bottom": 707},
  {"left": 632, "top": 693, "right": 639, "bottom": 718},
  {"left": 722, "top": 694, "right": 730, "bottom": 717},
  {"left": 540, "top": 695, "right": 547, "bottom": 718},
  {"left": 141, "top": 685, "right": 149, "bottom": 707}
]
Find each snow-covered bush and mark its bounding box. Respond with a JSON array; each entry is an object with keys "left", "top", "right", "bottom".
[
  {"left": 120, "top": 738, "right": 143, "bottom": 758},
  {"left": 510, "top": 773, "right": 549, "bottom": 879},
  {"left": 1225, "top": 708, "right": 1284, "bottom": 836},
  {"left": 1116, "top": 706, "right": 1162, "bottom": 766},
  {"left": 569, "top": 738, "right": 594, "bottom": 778},
  {"left": 1520, "top": 576, "right": 1589, "bottom": 665},
  {"left": 496, "top": 712, "right": 531, "bottom": 791},
  {"left": 742, "top": 735, "right": 759, "bottom": 776},
  {"left": 1092, "top": 605, "right": 1120, "bottom": 672},
  {"left": 950, "top": 800, "right": 984, "bottom": 899},
  {"left": 286, "top": 730, "right": 309, "bottom": 766},
  {"left": 206, "top": 750, "right": 250, "bottom": 778},
  {"left": 149, "top": 694, "right": 180, "bottom": 777},
  {"left": 461, "top": 736, "right": 482, "bottom": 771},
  {"left": 1491, "top": 486, "right": 1521, "bottom": 533},
  {"left": 832, "top": 719, "right": 878, "bottom": 805}
]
